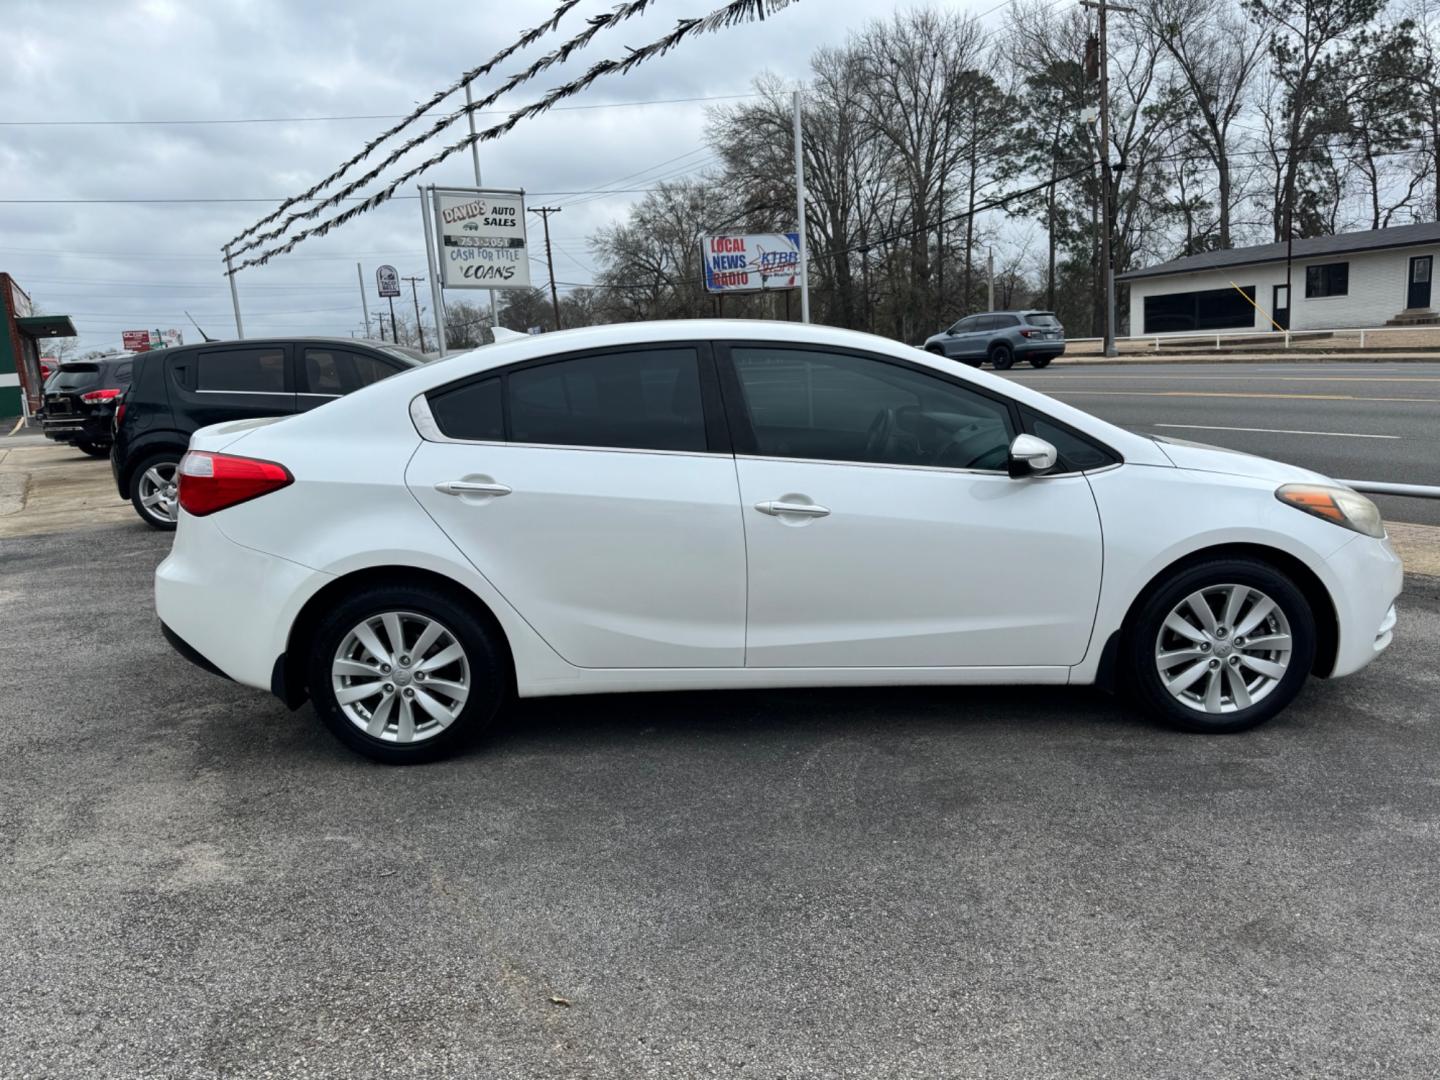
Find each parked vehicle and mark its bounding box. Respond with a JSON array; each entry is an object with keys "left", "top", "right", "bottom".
[
  {"left": 39, "top": 355, "right": 134, "bottom": 457},
  {"left": 112, "top": 337, "right": 424, "bottom": 529},
  {"left": 924, "top": 310, "right": 1065, "bottom": 369},
  {"left": 155, "top": 320, "right": 1401, "bottom": 763}
]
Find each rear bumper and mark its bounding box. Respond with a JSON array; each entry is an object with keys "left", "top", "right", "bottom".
[
  {"left": 155, "top": 511, "right": 332, "bottom": 691},
  {"left": 41, "top": 415, "right": 108, "bottom": 442},
  {"left": 1017, "top": 341, "right": 1066, "bottom": 357},
  {"left": 160, "top": 622, "right": 232, "bottom": 681}
]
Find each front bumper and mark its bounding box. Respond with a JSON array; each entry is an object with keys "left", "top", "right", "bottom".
[
  {"left": 1324, "top": 533, "right": 1404, "bottom": 678},
  {"left": 155, "top": 511, "right": 332, "bottom": 691}
]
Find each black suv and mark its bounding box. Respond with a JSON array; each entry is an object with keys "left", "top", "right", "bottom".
[
  {"left": 40, "top": 355, "right": 135, "bottom": 457},
  {"left": 112, "top": 337, "right": 425, "bottom": 529}
]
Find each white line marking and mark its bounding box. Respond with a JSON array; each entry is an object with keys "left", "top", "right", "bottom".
[{"left": 1154, "top": 423, "right": 1401, "bottom": 440}]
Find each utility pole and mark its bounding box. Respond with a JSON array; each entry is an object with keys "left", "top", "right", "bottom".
[
  {"left": 531, "top": 206, "right": 563, "bottom": 330},
  {"left": 403, "top": 276, "right": 427, "bottom": 352},
  {"left": 987, "top": 248, "right": 995, "bottom": 312},
  {"left": 792, "top": 89, "right": 810, "bottom": 323},
  {"left": 387, "top": 296, "right": 399, "bottom": 345},
  {"left": 1080, "top": 0, "right": 1131, "bottom": 357},
  {"left": 223, "top": 244, "right": 244, "bottom": 339},
  {"left": 356, "top": 262, "right": 371, "bottom": 342}
]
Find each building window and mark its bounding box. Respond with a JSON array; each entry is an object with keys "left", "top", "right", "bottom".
[
  {"left": 1142, "top": 286, "right": 1256, "bottom": 333},
  {"left": 1305, "top": 262, "right": 1349, "bottom": 298}
]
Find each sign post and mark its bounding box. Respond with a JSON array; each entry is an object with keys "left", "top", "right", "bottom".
[
  {"left": 792, "top": 90, "right": 810, "bottom": 324},
  {"left": 357, "top": 262, "right": 371, "bottom": 339},
  {"left": 376, "top": 264, "right": 401, "bottom": 346},
  {"left": 418, "top": 186, "right": 448, "bottom": 356}
]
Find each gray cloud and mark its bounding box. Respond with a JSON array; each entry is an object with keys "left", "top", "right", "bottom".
[{"left": 2, "top": 0, "right": 974, "bottom": 352}]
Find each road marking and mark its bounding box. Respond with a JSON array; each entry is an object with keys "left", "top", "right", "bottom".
[
  {"left": 1153, "top": 423, "right": 1402, "bottom": 440},
  {"left": 1046, "top": 390, "right": 1440, "bottom": 402}
]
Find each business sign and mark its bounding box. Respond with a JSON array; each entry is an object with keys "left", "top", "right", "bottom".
[
  {"left": 376, "top": 264, "right": 401, "bottom": 298},
  {"left": 121, "top": 329, "right": 182, "bottom": 353},
  {"left": 702, "top": 232, "right": 801, "bottom": 293},
  {"left": 433, "top": 187, "right": 530, "bottom": 290}
]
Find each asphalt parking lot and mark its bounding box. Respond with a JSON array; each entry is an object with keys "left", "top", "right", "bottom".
[{"left": 4, "top": 513, "right": 1440, "bottom": 1076}]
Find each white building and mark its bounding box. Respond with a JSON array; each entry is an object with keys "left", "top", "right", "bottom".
[{"left": 1118, "top": 222, "right": 1440, "bottom": 336}]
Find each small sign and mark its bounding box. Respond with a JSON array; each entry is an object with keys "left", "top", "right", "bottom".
[
  {"left": 701, "top": 233, "right": 801, "bottom": 293},
  {"left": 376, "top": 265, "right": 401, "bottom": 298},
  {"left": 433, "top": 188, "right": 530, "bottom": 290},
  {"left": 122, "top": 330, "right": 151, "bottom": 352}
]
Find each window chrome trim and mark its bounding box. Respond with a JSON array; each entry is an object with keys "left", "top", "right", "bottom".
[
  {"left": 297, "top": 392, "right": 341, "bottom": 398},
  {"left": 195, "top": 394, "right": 293, "bottom": 403},
  {"left": 408, "top": 392, "right": 726, "bottom": 458},
  {"left": 733, "top": 454, "right": 1101, "bottom": 480}
]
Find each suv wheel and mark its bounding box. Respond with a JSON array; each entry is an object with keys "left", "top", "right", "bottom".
[
  {"left": 76, "top": 440, "right": 110, "bottom": 458},
  {"left": 131, "top": 452, "right": 181, "bottom": 530},
  {"left": 989, "top": 343, "right": 1015, "bottom": 370},
  {"left": 1126, "top": 558, "right": 1316, "bottom": 734},
  {"left": 308, "top": 584, "right": 507, "bottom": 764}
]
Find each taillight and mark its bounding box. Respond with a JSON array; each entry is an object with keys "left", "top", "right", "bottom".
[
  {"left": 114, "top": 402, "right": 127, "bottom": 431},
  {"left": 178, "top": 450, "right": 293, "bottom": 517},
  {"left": 1018, "top": 329, "right": 1036, "bottom": 338},
  {"left": 81, "top": 387, "right": 123, "bottom": 404}
]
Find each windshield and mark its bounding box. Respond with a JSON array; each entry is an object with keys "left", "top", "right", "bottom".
[
  {"left": 1025, "top": 313, "right": 1062, "bottom": 328},
  {"left": 51, "top": 364, "right": 101, "bottom": 391}
]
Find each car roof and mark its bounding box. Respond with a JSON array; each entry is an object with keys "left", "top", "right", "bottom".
[{"left": 150, "top": 336, "right": 425, "bottom": 365}]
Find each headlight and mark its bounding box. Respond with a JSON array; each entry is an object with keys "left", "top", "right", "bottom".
[{"left": 1276, "top": 483, "right": 1385, "bottom": 538}]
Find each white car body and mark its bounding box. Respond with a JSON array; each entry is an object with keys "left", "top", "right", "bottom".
[{"left": 155, "top": 320, "right": 1401, "bottom": 716}]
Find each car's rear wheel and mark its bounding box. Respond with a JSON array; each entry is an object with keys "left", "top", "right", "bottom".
[
  {"left": 989, "top": 343, "right": 1015, "bottom": 370},
  {"left": 131, "top": 452, "right": 180, "bottom": 530},
  {"left": 1126, "top": 558, "right": 1316, "bottom": 733},
  {"left": 308, "top": 584, "right": 507, "bottom": 763},
  {"left": 1027, "top": 356, "right": 1052, "bottom": 369},
  {"left": 76, "top": 440, "right": 110, "bottom": 458}
]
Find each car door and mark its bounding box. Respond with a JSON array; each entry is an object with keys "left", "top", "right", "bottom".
[
  {"left": 405, "top": 343, "right": 747, "bottom": 669},
  {"left": 947, "top": 316, "right": 982, "bottom": 358},
  {"left": 169, "top": 343, "right": 297, "bottom": 432},
  {"left": 296, "top": 345, "right": 405, "bottom": 412},
  {"left": 718, "top": 342, "right": 1104, "bottom": 669}
]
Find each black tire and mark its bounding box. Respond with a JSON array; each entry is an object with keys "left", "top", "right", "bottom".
[
  {"left": 1125, "top": 558, "right": 1316, "bottom": 734},
  {"left": 989, "top": 343, "right": 1015, "bottom": 370},
  {"left": 307, "top": 583, "right": 508, "bottom": 764},
  {"left": 76, "top": 440, "right": 111, "bottom": 458},
  {"left": 1027, "top": 356, "right": 1052, "bottom": 369},
  {"left": 129, "top": 451, "right": 181, "bottom": 531}
]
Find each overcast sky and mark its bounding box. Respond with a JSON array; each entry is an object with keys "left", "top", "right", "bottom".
[{"left": 3, "top": 0, "right": 987, "bottom": 354}]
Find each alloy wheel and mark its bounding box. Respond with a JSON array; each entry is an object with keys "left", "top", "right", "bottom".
[
  {"left": 331, "top": 611, "right": 471, "bottom": 744},
  {"left": 138, "top": 463, "right": 179, "bottom": 523},
  {"left": 1153, "top": 583, "right": 1293, "bottom": 715}
]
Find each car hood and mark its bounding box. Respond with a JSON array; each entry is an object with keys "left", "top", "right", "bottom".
[{"left": 1152, "top": 436, "right": 1333, "bottom": 485}]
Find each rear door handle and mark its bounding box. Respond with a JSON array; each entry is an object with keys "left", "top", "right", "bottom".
[
  {"left": 755, "top": 500, "right": 830, "bottom": 518},
  {"left": 436, "top": 480, "right": 512, "bottom": 497}
]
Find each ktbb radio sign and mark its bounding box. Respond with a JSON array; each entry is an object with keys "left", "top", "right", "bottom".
[{"left": 701, "top": 232, "right": 801, "bottom": 293}]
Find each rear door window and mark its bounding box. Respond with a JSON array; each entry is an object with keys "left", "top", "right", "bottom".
[
  {"left": 301, "top": 348, "right": 402, "bottom": 396},
  {"left": 989, "top": 314, "right": 1020, "bottom": 329},
  {"left": 506, "top": 348, "right": 707, "bottom": 453},
  {"left": 1026, "top": 313, "right": 1062, "bottom": 328},
  {"left": 196, "top": 347, "right": 288, "bottom": 393}
]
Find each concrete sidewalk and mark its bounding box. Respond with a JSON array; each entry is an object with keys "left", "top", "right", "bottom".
[{"left": 0, "top": 443, "right": 134, "bottom": 538}]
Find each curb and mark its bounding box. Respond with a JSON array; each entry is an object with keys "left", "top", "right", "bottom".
[{"left": 1055, "top": 353, "right": 1440, "bottom": 366}]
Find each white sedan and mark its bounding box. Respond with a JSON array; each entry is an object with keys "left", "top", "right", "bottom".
[{"left": 156, "top": 320, "right": 1402, "bottom": 763}]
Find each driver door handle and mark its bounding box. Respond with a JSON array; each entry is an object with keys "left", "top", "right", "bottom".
[
  {"left": 436, "top": 480, "right": 512, "bottom": 497},
  {"left": 755, "top": 500, "right": 830, "bottom": 518}
]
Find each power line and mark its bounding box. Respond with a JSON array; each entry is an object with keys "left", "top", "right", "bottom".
[{"left": 0, "top": 93, "right": 763, "bottom": 128}]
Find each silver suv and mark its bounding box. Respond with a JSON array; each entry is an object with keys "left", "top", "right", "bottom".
[{"left": 923, "top": 310, "right": 1065, "bottom": 370}]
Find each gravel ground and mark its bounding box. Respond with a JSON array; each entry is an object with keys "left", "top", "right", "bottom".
[{"left": 2, "top": 523, "right": 1438, "bottom": 1079}]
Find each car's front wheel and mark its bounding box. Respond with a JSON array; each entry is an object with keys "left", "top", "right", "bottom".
[
  {"left": 308, "top": 583, "right": 507, "bottom": 763},
  {"left": 130, "top": 452, "right": 181, "bottom": 530},
  {"left": 1126, "top": 558, "right": 1316, "bottom": 733}
]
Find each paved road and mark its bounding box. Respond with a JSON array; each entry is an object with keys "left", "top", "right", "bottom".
[
  {"left": 4, "top": 524, "right": 1439, "bottom": 1079},
  {"left": 1003, "top": 362, "right": 1440, "bottom": 525}
]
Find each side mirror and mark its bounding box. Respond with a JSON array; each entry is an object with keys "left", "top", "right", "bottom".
[{"left": 1008, "top": 434, "right": 1058, "bottom": 478}]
